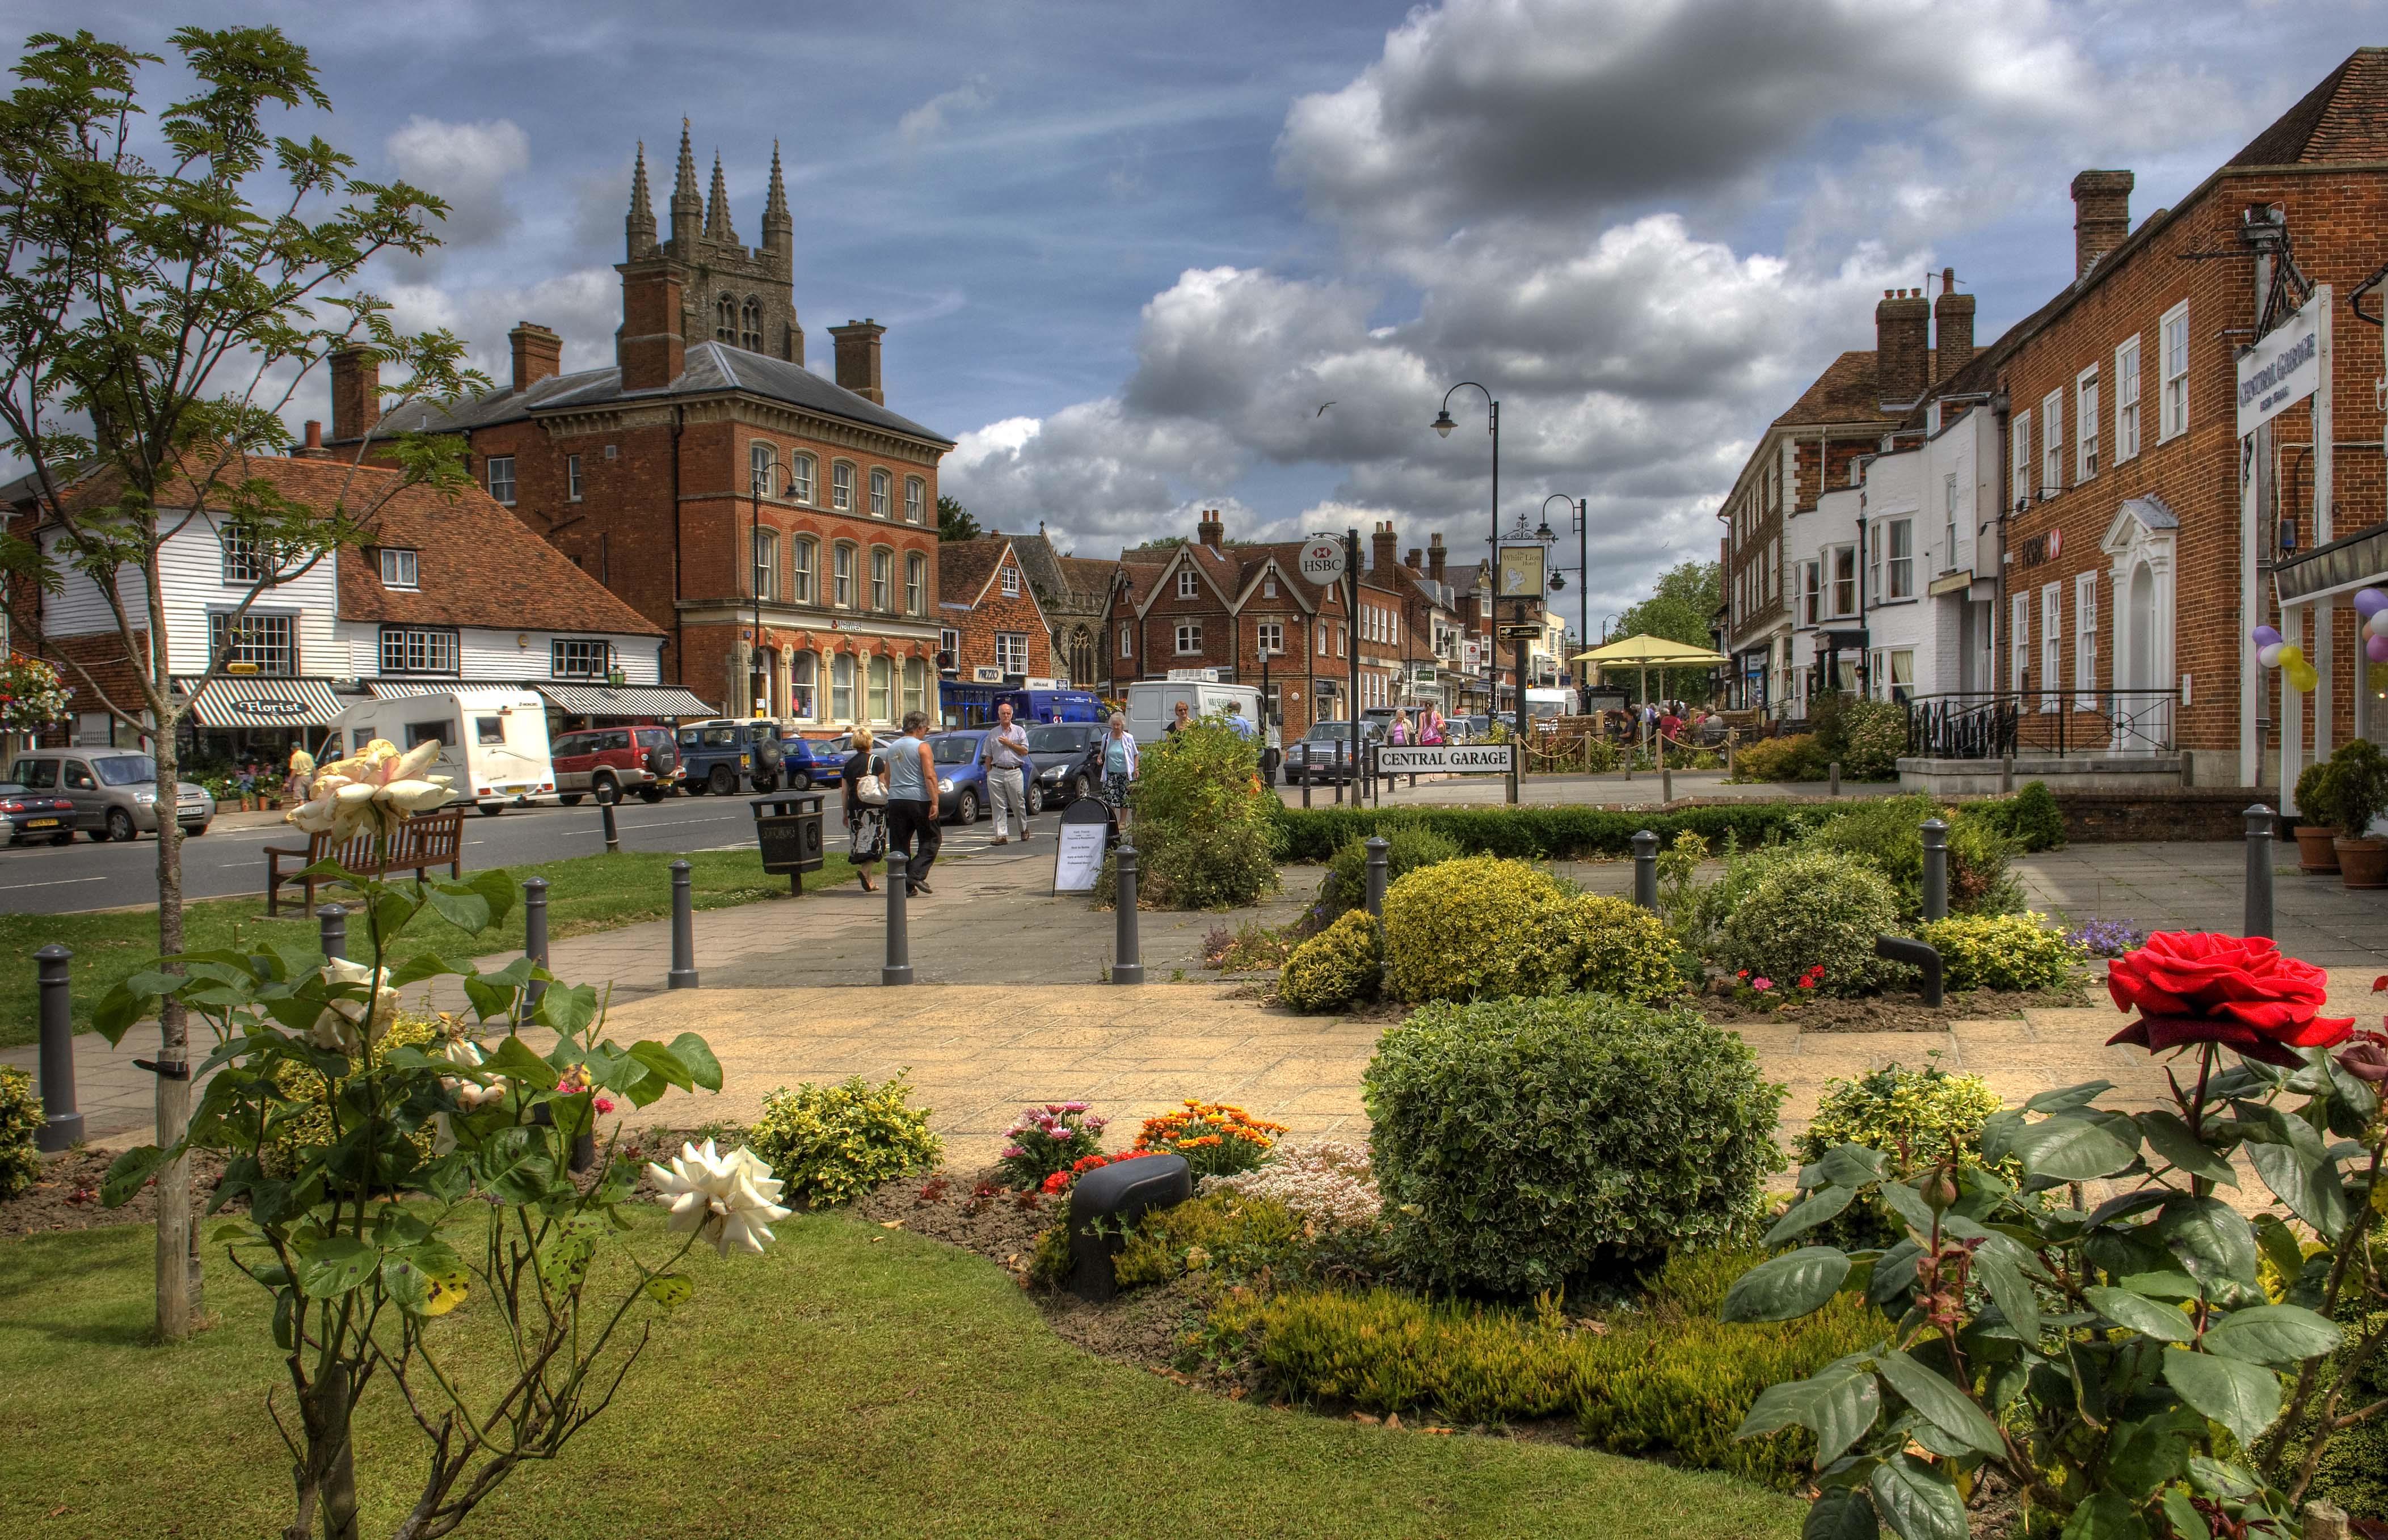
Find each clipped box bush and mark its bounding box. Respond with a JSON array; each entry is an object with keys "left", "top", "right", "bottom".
[
  {"left": 1835, "top": 698, "right": 1909, "bottom": 781},
  {"left": 1570, "top": 894, "right": 1681, "bottom": 1004},
  {"left": 747, "top": 1071, "right": 943, "bottom": 1206},
  {"left": 1264, "top": 801, "right": 1821, "bottom": 864},
  {"left": 1364, "top": 994, "right": 1783, "bottom": 1294},
  {"left": 1918, "top": 910, "right": 2082, "bottom": 991},
  {"left": 1792, "top": 1060, "right": 2012, "bottom": 1247},
  {"left": 0, "top": 1065, "right": 41, "bottom": 1199},
  {"left": 1315, "top": 824, "right": 1460, "bottom": 923},
  {"left": 1730, "top": 733, "right": 1826, "bottom": 783},
  {"left": 1382, "top": 857, "right": 1578, "bottom": 1003},
  {"left": 1278, "top": 910, "right": 1383, "bottom": 1014},
  {"left": 263, "top": 1010, "right": 444, "bottom": 1177},
  {"left": 1713, "top": 847, "right": 1901, "bottom": 996},
  {"left": 1967, "top": 778, "right": 2067, "bottom": 851},
  {"left": 1806, "top": 792, "right": 2020, "bottom": 919}
]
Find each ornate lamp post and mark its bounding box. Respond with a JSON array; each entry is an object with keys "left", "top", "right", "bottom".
[
  {"left": 1432, "top": 382, "right": 1498, "bottom": 725},
  {"left": 748, "top": 450, "right": 777, "bottom": 716},
  {"left": 1541, "top": 493, "right": 1588, "bottom": 693}
]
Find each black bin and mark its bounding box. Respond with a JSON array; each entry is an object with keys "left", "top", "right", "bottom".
[{"left": 748, "top": 791, "right": 826, "bottom": 893}]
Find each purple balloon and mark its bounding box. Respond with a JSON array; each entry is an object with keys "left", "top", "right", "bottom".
[
  {"left": 2357, "top": 588, "right": 2388, "bottom": 621},
  {"left": 2369, "top": 634, "right": 2388, "bottom": 664},
  {"left": 2251, "top": 625, "right": 2282, "bottom": 648}
]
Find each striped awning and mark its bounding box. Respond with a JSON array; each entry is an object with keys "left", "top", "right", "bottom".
[
  {"left": 175, "top": 674, "right": 349, "bottom": 728},
  {"left": 366, "top": 680, "right": 458, "bottom": 700},
  {"left": 536, "top": 683, "right": 717, "bottom": 718}
]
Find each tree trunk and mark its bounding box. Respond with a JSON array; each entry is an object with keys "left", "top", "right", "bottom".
[{"left": 146, "top": 562, "right": 197, "bottom": 1339}]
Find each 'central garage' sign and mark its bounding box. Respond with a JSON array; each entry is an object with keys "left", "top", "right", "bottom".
[{"left": 1375, "top": 743, "right": 1515, "bottom": 775}]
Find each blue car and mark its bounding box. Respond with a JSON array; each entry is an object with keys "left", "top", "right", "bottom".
[
  {"left": 803, "top": 732, "right": 853, "bottom": 788},
  {"left": 923, "top": 729, "right": 993, "bottom": 824},
  {"left": 676, "top": 719, "right": 818, "bottom": 796}
]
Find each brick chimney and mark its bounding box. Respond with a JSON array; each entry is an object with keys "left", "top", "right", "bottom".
[
  {"left": 509, "top": 322, "right": 562, "bottom": 393},
  {"left": 1932, "top": 268, "right": 1975, "bottom": 381},
  {"left": 290, "top": 420, "right": 329, "bottom": 459},
  {"left": 1196, "top": 509, "right": 1223, "bottom": 550},
  {"left": 1426, "top": 531, "right": 1446, "bottom": 583},
  {"left": 2071, "top": 170, "right": 2134, "bottom": 279},
  {"left": 829, "top": 319, "right": 886, "bottom": 404},
  {"left": 1372, "top": 521, "right": 1398, "bottom": 575},
  {"left": 330, "top": 347, "right": 380, "bottom": 442},
  {"left": 1406, "top": 547, "right": 1422, "bottom": 569},
  {"left": 617, "top": 266, "right": 685, "bottom": 393},
  {"left": 1875, "top": 288, "right": 1931, "bottom": 408}
]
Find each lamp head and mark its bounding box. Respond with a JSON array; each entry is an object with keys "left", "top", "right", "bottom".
[
  {"left": 1431, "top": 409, "right": 1455, "bottom": 438},
  {"left": 1549, "top": 572, "right": 1566, "bottom": 592},
  {"left": 1535, "top": 520, "right": 1554, "bottom": 542}
]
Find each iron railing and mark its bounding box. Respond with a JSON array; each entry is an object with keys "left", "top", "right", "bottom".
[{"left": 1904, "top": 689, "right": 2179, "bottom": 760}]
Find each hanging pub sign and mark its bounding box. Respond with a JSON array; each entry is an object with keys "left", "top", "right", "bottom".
[{"left": 2237, "top": 296, "right": 2322, "bottom": 438}]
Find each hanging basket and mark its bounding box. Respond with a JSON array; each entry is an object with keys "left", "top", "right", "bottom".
[{"left": 0, "top": 654, "right": 70, "bottom": 732}]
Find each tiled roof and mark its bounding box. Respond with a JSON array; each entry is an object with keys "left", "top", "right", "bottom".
[
  {"left": 2227, "top": 48, "right": 2388, "bottom": 167},
  {"left": 1054, "top": 554, "right": 1118, "bottom": 593},
  {"left": 935, "top": 537, "right": 1010, "bottom": 607},
  {"left": 1772, "top": 351, "right": 1898, "bottom": 428},
  {"left": 1115, "top": 559, "right": 1168, "bottom": 607},
  {"left": 363, "top": 341, "right": 952, "bottom": 447}
]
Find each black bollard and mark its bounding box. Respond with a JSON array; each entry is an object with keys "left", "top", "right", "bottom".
[
  {"left": 1112, "top": 845, "right": 1144, "bottom": 984},
  {"left": 1661, "top": 759, "right": 1673, "bottom": 805},
  {"left": 2244, "top": 804, "right": 2276, "bottom": 940},
  {"left": 1632, "top": 829, "right": 1658, "bottom": 910},
  {"left": 598, "top": 779, "right": 621, "bottom": 854},
  {"left": 1364, "top": 836, "right": 1389, "bottom": 918},
  {"left": 1829, "top": 761, "right": 1842, "bottom": 798},
  {"left": 667, "top": 859, "right": 698, "bottom": 989},
  {"left": 35, "top": 944, "right": 81, "bottom": 1152},
  {"left": 523, "top": 876, "right": 550, "bottom": 1006},
  {"left": 882, "top": 853, "right": 913, "bottom": 985},
  {"left": 1301, "top": 761, "right": 1312, "bottom": 809},
  {"left": 1875, "top": 935, "right": 1944, "bottom": 1007},
  {"left": 1920, "top": 818, "right": 1949, "bottom": 923},
  {"left": 317, "top": 904, "right": 347, "bottom": 961}
]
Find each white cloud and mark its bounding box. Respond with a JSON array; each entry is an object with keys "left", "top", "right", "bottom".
[
  {"left": 385, "top": 116, "right": 533, "bottom": 251},
  {"left": 378, "top": 267, "right": 620, "bottom": 387},
  {"left": 898, "top": 78, "right": 993, "bottom": 145}
]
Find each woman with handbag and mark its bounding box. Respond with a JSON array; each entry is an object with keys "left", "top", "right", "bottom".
[{"left": 840, "top": 727, "right": 889, "bottom": 893}]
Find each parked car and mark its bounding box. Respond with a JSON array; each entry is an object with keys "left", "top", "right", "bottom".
[
  {"left": 676, "top": 719, "right": 817, "bottom": 795},
  {"left": 1283, "top": 720, "right": 1383, "bottom": 786},
  {"left": 5, "top": 749, "right": 214, "bottom": 841},
  {"left": 550, "top": 725, "right": 679, "bottom": 805},
  {"left": 0, "top": 779, "right": 77, "bottom": 845},
  {"left": 803, "top": 733, "right": 853, "bottom": 788},
  {"left": 923, "top": 729, "right": 992, "bottom": 824},
  {"left": 1024, "top": 722, "right": 1105, "bottom": 810}
]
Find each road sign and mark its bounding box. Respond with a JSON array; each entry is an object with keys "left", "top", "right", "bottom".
[
  {"left": 1297, "top": 536, "right": 1345, "bottom": 584},
  {"left": 1498, "top": 623, "right": 1541, "bottom": 640},
  {"left": 1376, "top": 743, "right": 1515, "bottom": 775}
]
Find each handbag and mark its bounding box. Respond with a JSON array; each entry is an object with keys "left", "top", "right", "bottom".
[{"left": 855, "top": 772, "right": 887, "bottom": 805}]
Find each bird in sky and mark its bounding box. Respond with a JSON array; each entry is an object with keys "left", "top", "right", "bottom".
[{"left": 1316, "top": 401, "right": 1336, "bottom": 416}]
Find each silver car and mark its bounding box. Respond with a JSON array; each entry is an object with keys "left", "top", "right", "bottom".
[{"left": 6, "top": 749, "right": 214, "bottom": 843}]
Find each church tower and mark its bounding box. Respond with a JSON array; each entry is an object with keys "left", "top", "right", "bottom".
[{"left": 615, "top": 121, "right": 804, "bottom": 385}]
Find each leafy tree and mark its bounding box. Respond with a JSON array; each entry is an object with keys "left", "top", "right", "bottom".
[
  {"left": 1611, "top": 559, "right": 1721, "bottom": 702},
  {"left": 935, "top": 493, "right": 980, "bottom": 542},
  {"left": 0, "top": 27, "right": 479, "bottom": 1338}
]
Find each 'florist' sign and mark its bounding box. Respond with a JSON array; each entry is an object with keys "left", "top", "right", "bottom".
[{"left": 2237, "top": 296, "right": 2322, "bottom": 438}]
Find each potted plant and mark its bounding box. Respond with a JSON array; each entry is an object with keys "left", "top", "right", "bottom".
[
  {"left": 2292, "top": 756, "right": 2343, "bottom": 873},
  {"left": 2326, "top": 739, "right": 2388, "bottom": 889}
]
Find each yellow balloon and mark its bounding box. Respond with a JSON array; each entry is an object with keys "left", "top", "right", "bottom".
[
  {"left": 2287, "top": 663, "right": 2320, "bottom": 693},
  {"left": 2277, "top": 644, "right": 2306, "bottom": 666}
]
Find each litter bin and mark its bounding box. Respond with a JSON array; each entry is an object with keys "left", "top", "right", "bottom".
[{"left": 748, "top": 791, "right": 826, "bottom": 893}]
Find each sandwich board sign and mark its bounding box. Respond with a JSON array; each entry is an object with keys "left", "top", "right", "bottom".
[{"left": 1051, "top": 796, "right": 1112, "bottom": 894}]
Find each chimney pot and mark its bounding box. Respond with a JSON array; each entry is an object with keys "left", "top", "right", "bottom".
[
  {"left": 2070, "top": 169, "right": 2134, "bottom": 280},
  {"left": 304, "top": 420, "right": 322, "bottom": 448}
]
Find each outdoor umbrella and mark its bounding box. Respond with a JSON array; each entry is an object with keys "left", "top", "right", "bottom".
[{"left": 1569, "top": 633, "right": 1729, "bottom": 710}]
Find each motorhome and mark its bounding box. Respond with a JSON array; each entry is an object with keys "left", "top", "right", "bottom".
[{"left": 324, "top": 687, "right": 556, "bottom": 816}]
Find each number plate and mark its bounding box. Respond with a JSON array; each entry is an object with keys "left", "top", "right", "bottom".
[{"left": 23, "top": 818, "right": 58, "bottom": 829}]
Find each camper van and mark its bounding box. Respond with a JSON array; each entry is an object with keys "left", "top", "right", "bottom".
[
  {"left": 1124, "top": 678, "right": 1262, "bottom": 742},
  {"left": 324, "top": 688, "right": 556, "bottom": 816}
]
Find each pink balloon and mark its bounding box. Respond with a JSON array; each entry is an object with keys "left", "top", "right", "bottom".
[{"left": 2369, "top": 634, "right": 2388, "bottom": 664}]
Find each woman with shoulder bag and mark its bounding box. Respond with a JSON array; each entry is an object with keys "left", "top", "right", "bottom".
[{"left": 841, "top": 727, "right": 888, "bottom": 893}]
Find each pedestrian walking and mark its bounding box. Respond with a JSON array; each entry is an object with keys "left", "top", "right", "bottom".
[
  {"left": 1422, "top": 704, "right": 1446, "bottom": 745},
  {"left": 283, "top": 748, "right": 315, "bottom": 807},
  {"left": 841, "top": 727, "right": 888, "bottom": 893},
  {"left": 985, "top": 700, "right": 1032, "bottom": 845},
  {"left": 1100, "top": 711, "right": 1139, "bottom": 833},
  {"left": 883, "top": 711, "right": 941, "bottom": 896}
]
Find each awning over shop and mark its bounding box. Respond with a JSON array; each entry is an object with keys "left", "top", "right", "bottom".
[
  {"left": 536, "top": 683, "right": 718, "bottom": 718},
  {"left": 2276, "top": 522, "right": 2388, "bottom": 607},
  {"left": 175, "top": 674, "right": 349, "bottom": 728},
  {"left": 366, "top": 680, "right": 456, "bottom": 699}
]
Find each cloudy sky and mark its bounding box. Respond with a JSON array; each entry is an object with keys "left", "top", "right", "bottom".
[{"left": 11, "top": 0, "right": 2379, "bottom": 627}]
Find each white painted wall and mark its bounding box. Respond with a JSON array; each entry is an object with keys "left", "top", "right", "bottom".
[
  {"left": 334, "top": 623, "right": 663, "bottom": 684},
  {"left": 41, "top": 516, "right": 339, "bottom": 674}
]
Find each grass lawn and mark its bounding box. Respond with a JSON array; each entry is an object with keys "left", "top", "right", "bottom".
[
  {"left": 0, "top": 1214, "right": 1804, "bottom": 1540},
  {"left": 0, "top": 846, "right": 854, "bottom": 1047}
]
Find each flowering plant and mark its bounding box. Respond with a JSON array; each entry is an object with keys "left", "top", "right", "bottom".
[
  {"left": 2064, "top": 915, "right": 2148, "bottom": 959},
  {"left": 1133, "top": 1100, "right": 1285, "bottom": 1179},
  {"left": 0, "top": 652, "right": 69, "bottom": 729},
  {"left": 2105, "top": 930, "right": 2353, "bottom": 1069},
  {"left": 1037, "top": 1148, "right": 1161, "bottom": 1196},
  {"left": 284, "top": 735, "right": 454, "bottom": 842},
  {"left": 995, "top": 1102, "right": 1106, "bottom": 1190}
]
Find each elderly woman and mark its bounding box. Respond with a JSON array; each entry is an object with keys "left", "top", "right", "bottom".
[
  {"left": 1100, "top": 711, "right": 1139, "bottom": 829},
  {"left": 840, "top": 726, "right": 887, "bottom": 893}
]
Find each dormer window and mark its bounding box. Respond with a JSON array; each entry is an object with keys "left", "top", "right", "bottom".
[
  {"left": 1001, "top": 564, "right": 1020, "bottom": 597},
  {"left": 379, "top": 548, "right": 419, "bottom": 589},
  {"left": 1176, "top": 568, "right": 1197, "bottom": 599}
]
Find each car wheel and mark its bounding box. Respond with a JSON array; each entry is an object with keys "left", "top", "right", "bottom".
[
  {"left": 955, "top": 787, "right": 979, "bottom": 825},
  {"left": 478, "top": 802, "right": 506, "bottom": 817},
  {"left": 1072, "top": 773, "right": 1092, "bottom": 803},
  {"left": 107, "top": 808, "right": 137, "bottom": 843},
  {"left": 591, "top": 773, "right": 620, "bottom": 805},
  {"left": 638, "top": 787, "right": 665, "bottom": 804},
  {"left": 183, "top": 822, "right": 209, "bottom": 837},
  {"left": 684, "top": 777, "right": 708, "bottom": 796},
  {"left": 558, "top": 793, "right": 584, "bottom": 807},
  {"left": 708, "top": 764, "right": 737, "bottom": 796}
]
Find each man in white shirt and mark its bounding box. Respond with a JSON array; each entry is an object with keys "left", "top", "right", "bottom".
[{"left": 985, "top": 700, "right": 1033, "bottom": 844}]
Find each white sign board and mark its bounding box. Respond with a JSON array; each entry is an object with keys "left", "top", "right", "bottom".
[
  {"left": 2238, "top": 296, "right": 2322, "bottom": 437},
  {"left": 1051, "top": 819, "right": 1109, "bottom": 893},
  {"left": 1376, "top": 743, "right": 1515, "bottom": 775},
  {"left": 1297, "top": 537, "right": 1345, "bottom": 584}
]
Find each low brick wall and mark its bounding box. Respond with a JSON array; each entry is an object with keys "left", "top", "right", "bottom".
[{"left": 2041, "top": 788, "right": 2260, "bottom": 843}]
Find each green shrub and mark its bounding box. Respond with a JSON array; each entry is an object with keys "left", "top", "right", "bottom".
[
  {"left": 2295, "top": 758, "right": 2343, "bottom": 830},
  {"left": 1919, "top": 911, "right": 2083, "bottom": 992},
  {"left": 1108, "top": 720, "right": 1278, "bottom": 909},
  {"left": 1278, "top": 910, "right": 1383, "bottom": 1014},
  {"left": 1731, "top": 733, "right": 1825, "bottom": 783},
  {"left": 1264, "top": 801, "right": 1820, "bottom": 864},
  {"left": 0, "top": 1065, "right": 41, "bottom": 1199},
  {"left": 1987, "top": 779, "right": 2067, "bottom": 851},
  {"left": 1792, "top": 1060, "right": 2011, "bottom": 1247},
  {"left": 746, "top": 1071, "right": 943, "bottom": 1206},
  {"left": 1364, "top": 994, "right": 1784, "bottom": 1294},
  {"left": 2304, "top": 1303, "right": 2388, "bottom": 1521},
  {"left": 1113, "top": 1189, "right": 1309, "bottom": 1288},
  {"left": 1224, "top": 1249, "right": 1885, "bottom": 1487},
  {"left": 1713, "top": 847, "right": 1901, "bottom": 996},
  {"left": 1570, "top": 894, "right": 1680, "bottom": 1004},
  {"left": 1381, "top": 857, "right": 1578, "bottom": 1003},
  {"left": 1316, "top": 825, "right": 1462, "bottom": 922},
  {"left": 264, "top": 1010, "right": 443, "bottom": 1177},
  {"left": 1809, "top": 793, "right": 2021, "bottom": 919},
  {"left": 1837, "top": 699, "right": 1909, "bottom": 780},
  {"left": 2319, "top": 738, "right": 2388, "bottom": 834}
]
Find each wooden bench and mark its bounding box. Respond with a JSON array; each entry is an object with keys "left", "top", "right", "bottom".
[{"left": 264, "top": 808, "right": 466, "bottom": 916}]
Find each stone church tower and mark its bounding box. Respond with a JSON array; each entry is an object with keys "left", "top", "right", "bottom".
[{"left": 617, "top": 123, "right": 803, "bottom": 372}]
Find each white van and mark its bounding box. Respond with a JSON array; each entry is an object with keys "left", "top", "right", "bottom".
[
  {"left": 1125, "top": 679, "right": 1262, "bottom": 743},
  {"left": 325, "top": 688, "right": 556, "bottom": 817}
]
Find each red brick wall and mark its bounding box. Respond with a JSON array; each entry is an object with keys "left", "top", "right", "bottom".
[{"left": 950, "top": 549, "right": 1052, "bottom": 676}]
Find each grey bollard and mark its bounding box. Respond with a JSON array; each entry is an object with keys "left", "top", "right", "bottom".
[
  {"left": 522, "top": 877, "right": 550, "bottom": 1006},
  {"left": 2244, "top": 804, "right": 2276, "bottom": 940},
  {"left": 35, "top": 944, "right": 81, "bottom": 1152},
  {"left": 1999, "top": 755, "right": 2015, "bottom": 794},
  {"left": 1364, "top": 836, "right": 1389, "bottom": 918},
  {"left": 1661, "top": 760, "right": 1673, "bottom": 804},
  {"left": 317, "top": 904, "right": 347, "bottom": 961},
  {"left": 1112, "top": 845, "right": 1145, "bottom": 984},
  {"left": 1632, "top": 829, "right": 1659, "bottom": 910},
  {"left": 598, "top": 779, "right": 621, "bottom": 854},
  {"left": 1829, "top": 761, "right": 1842, "bottom": 797},
  {"left": 882, "top": 853, "right": 913, "bottom": 985},
  {"left": 1919, "top": 818, "right": 1949, "bottom": 922},
  {"left": 666, "top": 859, "right": 698, "bottom": 989}
]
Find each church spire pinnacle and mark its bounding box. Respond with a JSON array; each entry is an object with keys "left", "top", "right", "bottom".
[
  {"left": 625, "top": 140, "right": 655, "bottom": 255},
  {"left": 669, "top": 119, "right": 700, "bottom": 246},
  {"left": 764, "top": 140, "right": 790, "bottom": 228},
  {"left": 705, "top": 150, "right": 736, "bottom": 243}
]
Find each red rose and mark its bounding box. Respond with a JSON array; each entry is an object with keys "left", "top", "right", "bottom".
[{"left": 2106, "top": 931, "right": 2354, "bottom": 1069}]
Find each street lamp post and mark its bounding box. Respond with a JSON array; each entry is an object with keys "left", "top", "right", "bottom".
[
  {"left": 1542, "top": 493, "right": 1588, "bottom": 697},
  {"left": 749, "top": 453, "right": 776, "bottom": 716},
  {"left": 1432, "top": 382, "right": 1498, "bottom": 736}
]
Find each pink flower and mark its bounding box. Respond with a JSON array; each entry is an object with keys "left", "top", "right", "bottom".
[
  {"left": 593, "top": 1095, "right": 616, "bottom": 1115},
  {"left": 1752, "top": 977, "right": 1773, "bottom": 991}
]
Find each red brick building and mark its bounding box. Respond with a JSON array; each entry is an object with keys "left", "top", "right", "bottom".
[
  {"left": 934, "top": 535, "right": 1053, "bottom": 685},
  {"left": 332, "top": 126, "right": 953, "bottom": 735}
]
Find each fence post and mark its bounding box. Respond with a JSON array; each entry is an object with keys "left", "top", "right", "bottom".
[
  {"left": 1112, "top": 845, "right": 1144, "bottom": 984},
  {"left": 1920, "top": 817, "right": 1949, "bottom": 922},
  {"left": 522, "top": 876, "right": 550, "bottom": 1006},
  {"left": 35, "top": 944, "right": 81, "bottom": 1152},
  {"left": 598, "top": 779, "right": 622, "bottom": 854},
  {"left": 2244, "top": 804, "right": 2276, "bottom": 940},
  {"left": 1725, "top": 730, "right": 1736, "bottom": 779},
  {"left": 316, "top": 904, "right": 347, "bottom": 961},
  {"left": 667, "top": 859, "right": 698, "bottom": 989},
  {"left": 1364, "top": 836, "right": 1389, "bottom": 919},
  {"left": 882, "top": 852, "right": 912, "bottom": 985},
  {"left": 1828, "top": 761, "right": 1841, "bottom": 798},
  {"left": 1660, "top": 757, "right": 1673, "bottom": 805},
  {"left": 1632, "top": 829, "right": 1658, "bottom": 911}
]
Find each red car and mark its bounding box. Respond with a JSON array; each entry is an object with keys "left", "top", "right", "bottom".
[
  {"left": 550, "top": 726, "right": 680, "bottom": 805},
  {"left": 0, "top": 778, "right": 77, "bottom": 845}
]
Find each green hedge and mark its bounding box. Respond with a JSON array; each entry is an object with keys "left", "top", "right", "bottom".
[{"left": 1266, "top": 802, "right": 1822, "bottom": 863}]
